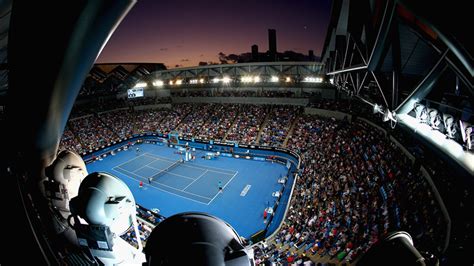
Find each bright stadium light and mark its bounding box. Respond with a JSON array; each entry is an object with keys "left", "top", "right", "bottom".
[
  {"left": 373, "top": 104, "right": 383, "bottom": 114},
  {"left": 169, "top": 80, "right": 174, "bottom": 85},
  {"left": 459, "top": 120, "right": 474, "bottom": 150},
  {"left": 285, "top": 77, "right": 291, "bottom": 83},
  {"left": 270, "top": 76, "right": 279, "bottom": 82},
  {"left": 222, "top": 76, "right": 231, "bottom": 84},
  {"left": 176, "top": 79, "right": 183, "bottom": 85},
  {"left": 467, "top": 126, "right": 474, "bottom": 150},
  {"left": 134, "top": 82, "right": 147, "bottom": 88},
  {"left": 199, "top": 78, "right": 205, "bottom": 84},
  {"left": 153, "top": 80, "right": 164, "bottom": 87},
  {"left": 443, "top": 114, "right": 457, "bottom": 139},
  {"left": 330, "top": 78, "right": 334, "bottom": 84},
  {"left": 414, "top": 103, "right": 429, "bottom": 124},
  {"left": 189, "top": 79, "right": 198, "bottom": 84},
  {"left": 241, "top": 76, "right": 252, "bottom": 83},
  {"left": 303, "top": 76, "right": 323, "bottom": 83},
  {"left": 428, "top": 108, "right": 442, "bottom": 130},
  {"left": 253, "top": 76, "right": 261, "bottom": 83},
  {"left": 212, "top": 77, "right": 220, "bottom": 83},
  {"left": 383, "top": 109, "right": 397, "bottom": 123}
]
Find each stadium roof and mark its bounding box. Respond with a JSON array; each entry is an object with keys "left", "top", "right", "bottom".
[
  {"left": 321, "top": 0, "right": 474, "bottom": 174},
  {"left": 145, "top": 61, "right": 325, "bottom": 82},
  {"left": 79, "top": 63, "right": 166, "bottom": 98}
]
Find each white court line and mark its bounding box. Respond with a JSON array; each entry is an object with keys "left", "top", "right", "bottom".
[
  {"left": 146, "top": 165, "right": 196, "bottom": 180},
  {"left": 115, "top": 153, "right": 150, "bottom": 169},
  {"left": 183, "top": 170, "right": 208, "bottom": 190},
  {"left": 222, "top": 171, "right": 238, "bottom": 190},
  {"left": 144, "top": 152, "right": 236, "bottom": 177},
  {"left": 131, "top": 157, "right": 166, "bottom": 174},
  {"left": 143, "top": 153, "right": 175, "bottom": 162},
  {"left": 114, "top": 166, "right": 212, "bottom": 201},
  {"left": 140, "top": 151, "right": 240, "bottom": 206},
  {"left": 185, "top": 162, "right": 237, "bottom": 174},
  {"left": 145, "top": 152, "right": 237, "bottom": 174},
  {"left": 180, "top": 163, "right": 237, "bottom": 176},
  {"left": 208, "top": 170, "right": 238, "bottom": 176},
  {"left": 207, "top": 171, "right": 239, "bottom": 205},
  {"left": 111, "top": 168, "right": 211, "bottom": 205}
]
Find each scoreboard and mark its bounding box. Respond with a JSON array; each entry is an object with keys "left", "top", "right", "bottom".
[{"left": 127, "top": 87, "right": 144, "bottom": 98}]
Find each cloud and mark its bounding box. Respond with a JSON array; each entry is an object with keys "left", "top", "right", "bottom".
[
  {"left": 160, "top": 48, "right": 168, "bottom": 51},
  {"left": 180, "top": 59, "right": 190, "bottom": 62},
  {"left": 200, "top": 54, "right": 204, "bottom": 57}
]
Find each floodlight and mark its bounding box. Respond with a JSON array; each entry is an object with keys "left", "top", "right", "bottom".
[
  {"left": 213, "top": 77, "right": 220, "bottom": 83},
  {"left": 285, "top": 77, "right": 291, "bottom": 82},
  {"left": 175, "top": 79, "right": 182, "bottom": 85},
  {"left": 467, "top": 126, "right": 474, "bottom": 150},
  {"left": 189, "top": 79, "right": 198, "bottom": 84},
  {"left": 330, "top": 78, "right": 334, "bottom": 84},
  {"left": 134, "top": 82, "right": 147, "bottom": 88},
  {"left": 373, "top": 104, "right": 383, "bottom": 114},
  {"left": 459, "top": 120, "right": 473, "bottom": 150},
  {"left": 414, "top": 103, "right": 429, "bottom": 124},
  {"left": 241, "top": 76, "right": 252, "bottom": 83},
  {"left": 443, "top": 114, "right": 456, "bottom": 139},
  {"left": 199, "top": 78, "right": 205, "bottom": 84},
  {"left": 222, "top": 76, "right": 231, "bottom": 84},
  {"left": 144, "top": 212, "right": 254, "bottom": 265},
  {"left": 428, "top": 108, "right": 442, "bottom": 130},
  {"left": 270, "top": 76, "right": 279, "bottom": 82},
  {"left": 253, "top": 76, "right": 261, "bottom": 83},
  {"left": 383, "top": 109, "right": 396, "bottom": 123},
  {"left": 152, "top": 80, "right": 164, "bottom": 87},
  {"left": 303, "top": 76, "right": 322, "bottom": 83},
  {"left": 69, "top": 172, "right": 145, "bottom": 264},
  {"left": 169, "top": 80, "right": 174, "bottom": 85}
]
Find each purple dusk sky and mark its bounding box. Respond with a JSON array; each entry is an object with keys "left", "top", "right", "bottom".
[{"left": 96, "top": 0, "right": 332, "bottom": 68}]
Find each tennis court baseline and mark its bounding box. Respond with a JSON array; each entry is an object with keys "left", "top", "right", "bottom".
[{"left": 112, "top": 153, "right": 237, "bottom": 204}]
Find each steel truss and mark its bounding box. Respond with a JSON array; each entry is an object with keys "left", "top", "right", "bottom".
[{"left": 324, "top": 0, "right": 473, "bottom": 128}]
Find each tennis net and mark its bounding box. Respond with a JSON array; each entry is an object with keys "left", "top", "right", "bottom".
[{"left": 150, "top": 160, "right": 183, "bottom": 181}]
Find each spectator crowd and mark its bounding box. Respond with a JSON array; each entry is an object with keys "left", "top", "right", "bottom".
[{"left": 59, "top": 99, "right": 448, "bottom": 265}]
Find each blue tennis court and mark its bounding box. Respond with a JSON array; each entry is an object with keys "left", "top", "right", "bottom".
[
  {"left": 112, "top": 153, "right": 237, "bottom": 204},
  {"left": 86, "top": 143, "right": 290, "bottom": 238}
]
